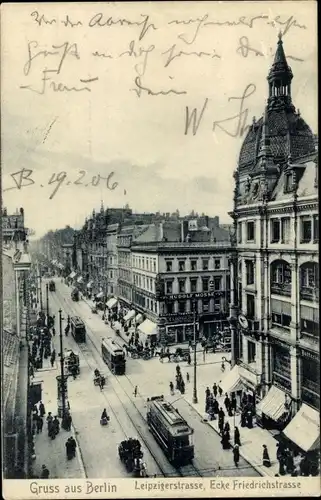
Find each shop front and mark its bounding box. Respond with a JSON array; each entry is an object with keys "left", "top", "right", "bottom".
[
  {"left": 282, "top": 403, "right": 320, "bottom": 475},
  {"left": 220, "top": 363, "right": 260, "bottom": 413},
  {"left": 138, "top": 318, "right": 157, "bottom": 345},
  {"left": 256, "top": 385, "right": 292, "bottom": 430}
]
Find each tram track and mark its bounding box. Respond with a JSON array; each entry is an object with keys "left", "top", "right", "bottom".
[
  {"left": 51, "top": 288, "right": 174, "bottom": 477},
  {"left": 51, "top": 285, "right": 204, "bottom": 478}
]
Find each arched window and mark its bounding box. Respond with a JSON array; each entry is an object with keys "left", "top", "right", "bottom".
[
  {"left": 270, "top": 260, "right": 292, "bottom": 297},
  {"left": 300, "top": 262, "right": 319, "bottom": 301}
]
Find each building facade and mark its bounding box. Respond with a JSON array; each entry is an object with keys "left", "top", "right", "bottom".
[{"left": 228, "top": 36, "right": 319, "bottom": 434}]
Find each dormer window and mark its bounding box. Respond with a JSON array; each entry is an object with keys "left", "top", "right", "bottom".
[{"left": 284, "top": 172, "right": 293, "bottom": 193}]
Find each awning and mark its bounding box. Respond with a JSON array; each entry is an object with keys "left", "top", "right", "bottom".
[
  {"left": 77, "top": 276, "right": 84, "bottom": 284},
  {"left": 256, "top": 386, "right": 288, "bottom": 421},
  {"left": 96, "top": 291, "right": 104, "bottom": 300},
  {"left": 220, "top": 365, "right": 243, "bottom": 394},
  {"left": 138, "top": 319, "right": 157, "bottom": 337},
  {"left": 87, "top": 281, "right": 93, "bottom": 289},
  {"left": 69, "top": 271, "right": 76, "bottom": 279},
  {"left": 283, "top": 404, "right": 320, "bottom": 452},
  {"left": 134, "top": 313, "right": 143, "bottom": 325},
  {"left": 124, "top": 310, "right": 136, "bottom": 323},
  {"left": 106, "top": 297, "right": 118, "bottom": 309}
]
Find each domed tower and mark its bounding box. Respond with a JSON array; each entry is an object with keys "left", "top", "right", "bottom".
[{"left": 236, "top": 34, "right": 316, "bottom": 206}]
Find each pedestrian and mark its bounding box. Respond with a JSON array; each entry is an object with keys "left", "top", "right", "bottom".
[
  {"left": 240, "top": 411, "right": 247, "bottom": 427},
  {"left": 65, "top": 412, "right": 72, "bottom": 431},
  {"left": 46, "top": 412, "right": 53, "bottom": 426},
  {"left": 286, "top": 449, "right": 294, "bottom": 474},
  {"left": 262, "top": 444, "right": 271, "bottom": 468},
  {"left": 66, "top": 439, "right": 72, "bottom": 460},
  {"left": 186, "top": 372, "right": 190, "bottom": 383},
  {"left": 99, "top": 376, "right": 105, "bottom": 391},
  {"left": 41, "top": 465, "right": 50, "bottom": 479},
  {"left": 224, "top": 393, "right": 230, "bottom": 412},
  {"left": 218, "top": 407, "right": 225, "bottom": 434},
  {"left": 36, "top": 416, "right": 43, "bottom": 433},
  {"left": 205, "top": 387, "right": 211, "bottom": 399},
  {"left": 234, "top": 426, "right": 241, "bottom": 446},
  {"left": 233, "top": 444, "right": 240, "bottom": 467},
  {"left": 213, "top": 383, "right": 218, "bottom": 398},
  {"left": 246, "top": 411, "right": 253, "bottom": 429},
  {"left": 218, "top": 385, "right": 223, "bottom": 397},
  {"left": 213, "top": 398, "right": 219, "bottom": 414},
  {"left": 221, "top": 360, "right": 225, "bottom": 372},
  {"left": 169, "top": 382, "right": 174, "bottom": 395},
  {"left": 69, "top": 437, "right": 77, "bottom": 457},
  {"left": 53, "top": 416, "right": 60, "bottom": 436},
  {"left": 52, "top": 327, "right": 56, "bottom": 336},
  {"left": 134, "top": 386, "right": 138, "bottom": 397},
  {"left": 50, "top": 355, "right": 55, "bottom": 368},
  {"left": 187, "top": 353, "right": 191, "bottom": 365},
  {"left": 180, "top": 380, "right": 185, "bottom": 394},
  {"left": 231, "top": 394, "right": 237, "bottom": 413},
  {"left": 221, "top": 430, "right": 230, "bottom": 450},
  {"left": 224, "top": 421, "right": 230, "bottom": 440}
]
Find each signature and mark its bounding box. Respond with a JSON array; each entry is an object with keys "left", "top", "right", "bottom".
[
  {"left": 88, "top": 13, "right": 156, "bottom": 41},
  {"left": 20, "top": 70, "right": 98, "bottom": 94},
  {"left": 3, "top": 169, "right": 119, "bottom": 200},
  {"left": 31, "top": 11, "right": 83, "bottom": 27},
  {"left": 23, "top": 41, "right": 80, "bottom": 76},
  {"left": 162, "top": 43, "right": 221, "bottom": 67},
  {"left": 184, "top": 83, "right": 256, "bottom": 138},
  {"left": 131, "top": 76, "right": 187, "bottom": 98}
]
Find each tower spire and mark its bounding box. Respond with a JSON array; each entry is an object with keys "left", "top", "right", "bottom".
[{"left": 267, "top": 35, "right": 294, "bottom": 111}]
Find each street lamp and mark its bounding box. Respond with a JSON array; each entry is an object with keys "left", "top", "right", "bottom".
[
  {"left": 192, "top": 299, "right": 198, "bottom": 404},
  {"left": 58, "top": 308, "right": 69, "bottom": 430},
  {"left": 46, "top": 283, "right": 49, "bottom": 326}
]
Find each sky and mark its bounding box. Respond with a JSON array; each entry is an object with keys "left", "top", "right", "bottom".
[{"left": 1, "top": 1, "right": 317, "bottom": 238}]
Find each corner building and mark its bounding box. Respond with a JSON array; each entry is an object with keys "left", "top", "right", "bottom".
[{"left": 229, "top": 36, "right": 319, "bottom": 445}]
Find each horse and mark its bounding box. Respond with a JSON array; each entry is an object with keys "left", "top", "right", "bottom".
[{"left": 155, "top": 351, "right": 173, "bottom": 363}]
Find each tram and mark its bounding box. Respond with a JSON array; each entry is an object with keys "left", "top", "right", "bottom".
[
  {"left": 49, "top": 280, "right": 56, "bottom": 292},
  {"left": 146, "top": 395, "right": 194, "bottom": 465},
  {"left": 101, "top": 337, "right": 126, "bottom": 375},
  {"left": 70, "top": 316, "right": 86, "bottom": 343}
]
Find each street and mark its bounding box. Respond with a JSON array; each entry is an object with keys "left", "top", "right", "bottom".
[{"left": 43, "top": 278, "right": 259, "bottom": 478}]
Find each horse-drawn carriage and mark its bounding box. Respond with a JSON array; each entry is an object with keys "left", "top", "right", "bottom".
[
  {"left": 93, "top": 369, "right": 106, "bottom": 386},
  {"left": 118, "top": 439, "right": 147, "bottom": 477},
  {"left": 64, "top": 350, "right": 80, "bottom": 376},
  {"left": 158, "top": 347, "right": 190, "bottom": 363}
]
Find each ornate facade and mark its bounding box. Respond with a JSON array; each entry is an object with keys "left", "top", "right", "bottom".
[{"left": 229, "top": 35, "right": 319, "bottom": 424}]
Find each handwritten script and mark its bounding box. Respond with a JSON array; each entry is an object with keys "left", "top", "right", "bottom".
[{"left": 3, "top": 169, "right": 120, "bottom": 200}]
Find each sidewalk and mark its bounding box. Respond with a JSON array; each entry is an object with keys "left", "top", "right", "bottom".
[
  {"left": 184, "top": 366, "right": 281, "bottom": 478},
  {"left": 31, "top": 346, "right": 86, "bottom": 479}
]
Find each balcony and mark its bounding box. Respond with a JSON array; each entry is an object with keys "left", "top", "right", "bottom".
[
  {"left": 300, "top": 331, "right": 319, "bottom": 347},
  {"left": 270, "top": 282, "right": 291, "bottom": 297},
  {"left": 300, "top": 286, "right": 319, "bottom": 302}
]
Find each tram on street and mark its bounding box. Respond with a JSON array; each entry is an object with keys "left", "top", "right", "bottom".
[
  {"left": 101, "top": 337, "right": 126, "bottom": 375},
  {"left": 49, "top": 280, "right": 56, "bottom": 292},
  {"left": 70, "top": 316, "right": 86, "bottom": 343},
  {"left": 146, "top": 395, "right": 194, "bottom": 465}
]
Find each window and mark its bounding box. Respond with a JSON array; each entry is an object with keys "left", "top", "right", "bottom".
[
  {"left": 214, "top": 259, "right": 221, "bottom": 269},
  {"left": 190, "top": 260, "right": 197, "bottom": 271},
  {"left": 178, "top": 279, "right": 185, "bottom": 293},
  {"left": 178, "top": 260, "right": 185, "bottom": 271},
  {"left": 248, "top": 341, "right": 256, "bottom": 364},
  {"left": 271, "top": 261, "right": 292, "bottom": 285},
  {"left": 167, "top": 302, "right": 173, "bottom": 314},
  {"left": 202, "top": 259, "right": 209, "bottom": 270},
  {"left": 165, "top": 281, "right": 173, "bottom": 294},
  {"left": 313, "top": 215, "right": 319, "bottom": 242},
  {"left": 281, "top": 217, "right": 290, "bottom": 244},
  {"left": 246, "top": 221, "right": 255, "bottom": 242},
  {"left": 166, "top": 261, "right": 173, "bottom": 272},
  {"left": 214, "top": 276, "right": 221, "bottom": 290},
  {"left": 203, "top": 299, "right": 209, "bottom": 313},
  {"left": 178, "top": 301, "right": 186, "bottom": 313},
  {"left": 202, "top": 278, "right": 209, "bottom": 292},
  {"left": 245, "top": 260, "right": 255, "bottom": 285},
  {"left": 301, "top": 217, "right": 312, "bottom": 243},
  {"left": 238, "top": 222, "right": 242, "bottom": 243},
  {"left": 190, "top": 278, "right": 197, "bottom": 293},
  {"left": 153, "top": 259, "right": 156, "bottom": 272},
  {"left": 271, "top": 219, "right": 280, "bottom": 242},
  {"left": 246, "top": 294, "right": 255, "bottom": 319},
  {"left": 214, "top": 298, "right": 221, "bottom": 312},
  {"left": 271, "top": 298, "right": 292, "bottom": 329},
  {"left": 284, "top": 172, "right": 293, "bottom": 193}
]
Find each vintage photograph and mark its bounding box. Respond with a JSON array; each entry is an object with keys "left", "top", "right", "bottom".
[{"left": 1, "top": 1, "right": 319, "bottom": 497}]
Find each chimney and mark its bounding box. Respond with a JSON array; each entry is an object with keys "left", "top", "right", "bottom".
[{"left": 159, "top": 222, "right": 164, "bottom": 241}]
